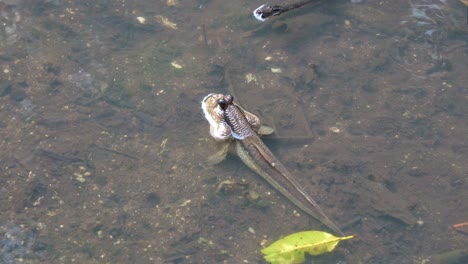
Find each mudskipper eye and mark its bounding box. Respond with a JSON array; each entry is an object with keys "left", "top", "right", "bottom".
[
  {"left": 225, "top": 95, "right": 234, "bottom": 103},
  {"left": 218, "top": 99, "right": 227, "bottom": 110}
]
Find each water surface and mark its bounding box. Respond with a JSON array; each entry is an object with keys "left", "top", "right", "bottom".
[{"left": 0, "top": 0, "right": 467, "bottom": 263}]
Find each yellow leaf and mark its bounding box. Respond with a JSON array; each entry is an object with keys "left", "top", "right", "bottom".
[{"left": 261, "top": 231, "right": 354, "bottom": 264}]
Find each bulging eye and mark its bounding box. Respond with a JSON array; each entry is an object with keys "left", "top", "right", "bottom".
[{"left": 218, "top": 99, "right": 227, "bottom": 109}]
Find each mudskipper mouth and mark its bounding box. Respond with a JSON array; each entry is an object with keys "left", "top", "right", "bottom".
[
  {"left": 253, "top": 4, "right": 269, "bottom": 21},
  {"left": 201, "top": 93, "right": 215, "bottom": 103},
  {"left": 201, "top": 93, "right": 223, "bottom": 126},
  {"left": 201, "top": 93, "right": 231, "bottom": 142}
]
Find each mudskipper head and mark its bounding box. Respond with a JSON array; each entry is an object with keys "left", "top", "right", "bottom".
[
  {"left": 201, "top": 93, "right": 231, "bottom": 141},
  {"left": 202, "top": 93, "right": 266, "bottom": 140}
]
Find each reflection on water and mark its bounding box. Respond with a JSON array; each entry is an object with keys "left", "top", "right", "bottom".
[{"left": 0, "top": 0, "right": 467, "bottom": 262}]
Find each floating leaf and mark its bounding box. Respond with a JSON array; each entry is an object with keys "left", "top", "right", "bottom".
[{"left": 261, "top": 231, "right": 355, "bottom": 264}]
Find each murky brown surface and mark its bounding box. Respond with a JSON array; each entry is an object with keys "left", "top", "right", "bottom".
[{"left": 0, "top": 0, "right": 467, "bottom": 263}]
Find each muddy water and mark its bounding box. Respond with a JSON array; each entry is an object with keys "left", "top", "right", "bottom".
[{"left": 0, "top": 0, "right": 467, "bottom": 263}]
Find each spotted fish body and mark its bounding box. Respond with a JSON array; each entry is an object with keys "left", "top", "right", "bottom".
[{"left": 209, "top": 94, "right": 343, "bottom": 235}]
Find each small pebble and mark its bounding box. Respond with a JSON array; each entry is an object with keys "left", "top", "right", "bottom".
[{"left": 329, "top": 127, "right": 340, "bottom": 133}]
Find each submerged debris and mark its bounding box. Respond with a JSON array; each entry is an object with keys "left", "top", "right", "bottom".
[
  {"left": 155, "top": 15, "right": 177, "bottom": 30},
  {"left": 135, "top": 16, "right": 146, "bottom": 24},
  {"left": 166, "top": 0, "right": 177, "bottom": 6}
]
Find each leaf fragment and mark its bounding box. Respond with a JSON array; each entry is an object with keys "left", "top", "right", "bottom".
[
  {"left": 155, "top": 15, "right": 177, "bottom": 30},
  {"left": 261, "top": 231, "right": 354, "bottom": 264}
]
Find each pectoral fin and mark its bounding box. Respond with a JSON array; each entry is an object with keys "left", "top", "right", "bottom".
[
  {"left": 258, "top": 125, "right": 275, "bottom": 135},
  {"left": 207, "top": 141, "right": 232, "bottom": 165}
]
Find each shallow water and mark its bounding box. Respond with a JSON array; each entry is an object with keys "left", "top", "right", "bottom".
[{"left": 0, "top": 0, "right": 467, "bottom": 263}]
